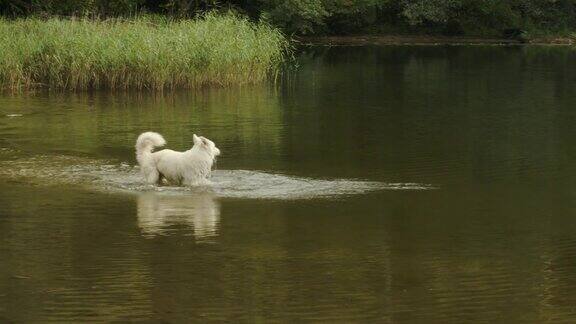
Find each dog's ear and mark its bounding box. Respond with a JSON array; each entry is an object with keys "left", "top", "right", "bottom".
[{"left": 193, "top": 134, "right": 202, "bottom": 146}]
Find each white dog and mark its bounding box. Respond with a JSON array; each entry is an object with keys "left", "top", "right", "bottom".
[{"left": 135, "top": 132, "right": 221, "bottom": 186}]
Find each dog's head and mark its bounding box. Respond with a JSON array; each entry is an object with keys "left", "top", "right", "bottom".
[{"left": 193, "top": 134, "right": 221, "bottom": 158}]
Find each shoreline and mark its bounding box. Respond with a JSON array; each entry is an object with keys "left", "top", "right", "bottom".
[{"left": 296, "top": 35, "right": 575, "bottom": 46}]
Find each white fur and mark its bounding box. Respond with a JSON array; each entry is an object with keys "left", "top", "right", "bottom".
[{"left": 135, "top": 131, "right": 221, "bottom": 186}]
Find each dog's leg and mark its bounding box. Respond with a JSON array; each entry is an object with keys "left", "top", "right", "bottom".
[
  {"left": 143, "top": 167, "right": 160, "bottom": 184},
  {"left": 181, "top": 177, "right": 192, "bottom": 187},
  {"left": 157, "top": 172, "right": 167, "bottom": 186}
]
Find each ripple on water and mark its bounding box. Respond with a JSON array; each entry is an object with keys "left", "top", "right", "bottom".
[{"left": 0, "top": 153, "right": 435, "bottom": 199}]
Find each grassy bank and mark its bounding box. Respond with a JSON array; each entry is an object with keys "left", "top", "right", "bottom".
[{"left": 0, "top": 13, "right": 288, "bottom": 91}]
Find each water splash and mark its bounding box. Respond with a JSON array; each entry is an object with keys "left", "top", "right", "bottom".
[{"left": 0, "top": 153, "right": 435, "bottom": 199}]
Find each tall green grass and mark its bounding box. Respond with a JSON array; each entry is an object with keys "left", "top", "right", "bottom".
[{"left": 0, "top": 13, "right": 289, "bottom": 90}]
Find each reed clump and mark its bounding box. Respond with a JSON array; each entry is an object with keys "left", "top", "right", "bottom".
[{"left": 0, "top": 13, "right": 289, "bottom": 90}]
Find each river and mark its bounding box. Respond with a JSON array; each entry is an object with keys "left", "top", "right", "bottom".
[{"left": 1, "top": 45, "right": 576, "bottom": 322}]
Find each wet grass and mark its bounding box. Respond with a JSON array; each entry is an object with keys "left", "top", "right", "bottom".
[{"left": 0, "top": 13, "right": 289, "bottom": 91}]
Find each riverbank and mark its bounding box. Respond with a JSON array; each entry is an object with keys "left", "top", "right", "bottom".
[
  {"left": 0, "top": 14, "right": 288, "bottom": 91},
  {"left": 297, "top": 35, "right": 576, "bottom": 46}
]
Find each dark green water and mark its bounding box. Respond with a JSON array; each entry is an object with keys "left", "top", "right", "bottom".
[{"left": 2, "top": 45, "right": 576, "bottom": 322}]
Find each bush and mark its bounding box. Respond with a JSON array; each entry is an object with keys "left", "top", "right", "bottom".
[
  {"left": 1, "top": 0, "right": 576, "bottom": 36},
  {"left": 0, "top": 0, "right": 145, "bottom": 16}
]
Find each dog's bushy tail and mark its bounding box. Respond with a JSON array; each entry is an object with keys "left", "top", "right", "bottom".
[{"left": 135, "top": 132, "right": 166, "bottom": 163}]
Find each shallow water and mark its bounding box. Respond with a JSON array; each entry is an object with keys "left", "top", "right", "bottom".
[
  {"left": 0, "top": 148, "right": 431, "bottom": 198},
  {"left": 2, "top": 45, "right": 576, "bottom": 322}
]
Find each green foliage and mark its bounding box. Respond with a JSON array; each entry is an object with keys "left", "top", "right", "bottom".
[
  {"left": 0, "top": 13, "right": 289, "bottom": 90},
  {"left": 257, "top": 0, "right": 387, "bottom": 35},
  {"left": 256, "top": 0, "right": 576, "bottom": 35},
  {"left": 0, "top": 0, "right": 145, "bottom": 16},
  {"left": 400, "top": 0, "right": 458, "bottom": 25},
  {"left": 258, "top": 0, "right": 329, "bottom": 35},
  {"left": 323, "top": 0, "right": 387, "bottom": 33},
  {"left": 399, "top": 0, "right": 576, "bottom": 36},
  {"left": 1, "top": 0, "right": 576, "bottom": 35}
]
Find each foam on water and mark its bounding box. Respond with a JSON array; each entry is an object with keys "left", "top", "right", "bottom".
[{"left": 0, "top": 152, "right": 435, "bottom": 199}]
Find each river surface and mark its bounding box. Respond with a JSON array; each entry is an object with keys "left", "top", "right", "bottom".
[{"left": 2, "top": 45, "right": 576, "bottom": 322}]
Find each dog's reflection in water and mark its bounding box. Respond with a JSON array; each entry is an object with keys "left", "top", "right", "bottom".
[{"left": 137, "top": 192, "right": 220, "bottom": 241}]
